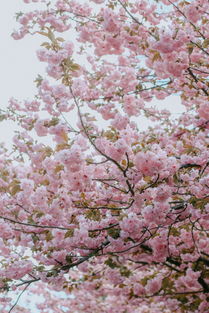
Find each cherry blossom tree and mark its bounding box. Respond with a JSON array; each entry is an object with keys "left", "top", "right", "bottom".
[{"left": 0, "top": 0, "right": 209, "bottom": 312}]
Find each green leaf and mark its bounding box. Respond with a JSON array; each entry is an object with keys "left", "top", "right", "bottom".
[
  {"left": 65, "top": 255, "right": 72, "bottom": 263},
  {"left": 0, "top": 114, "right": 6, "bottom": 122},
  {"left": 15, "top": 12, "right": 23, "bottom": 21},
  {"left": 120, "top": 266, "right": 132, "bottom": 277},
  {"left": 64, "top": 229, "right": 74, "bottom": 238},
  {"left": 45, "top": 231, "right": 53, "bottom": 241},
  {"left": 34, "top": 74, "right": 43, "bottom": 87},
  {"left": 203, "top": 38, "right": 209, "bottom": 48},
  {"left": 107, "top": 228, "right": 120, "bottom": 239},
  {"left": 70, "top": 63, "right": 80, "bottom": 72},
  {"left": 105, "top": 258, "right": 119, "bottom": 269},
  {"left": 9, "top": 180, "right": 21, "bottom": 196}
]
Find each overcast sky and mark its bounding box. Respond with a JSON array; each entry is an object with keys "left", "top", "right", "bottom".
[
  {"left": 0, "top": 2, "right": 44, "bottom": 149},
  {"left": 0, "top": 1, "right": 46, "bottom": 104}
]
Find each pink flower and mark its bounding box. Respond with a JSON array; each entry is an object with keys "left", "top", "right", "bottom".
[
  {"left": 185, "top": 4, "right": 201, "bottom": 23},
  {"left": 177, "top": 268, "right": 201, "bottom": 290},
  {"left": 0, "top": 222, "right": 13, "bottom": 240},
  {"left": 62, "top": 41, "right": 74, "bottom": 55},
  {"left": 145, "top": 275, "right": 163, "bottom": 294},
  {"left": 34, "top": 120, "right": 48, "bottom": 136},
  {"left": 198, "top": 102, "right": 209, "bottom": 120}
]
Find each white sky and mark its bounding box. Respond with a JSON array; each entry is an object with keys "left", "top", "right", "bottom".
[
  {"left": 0, "top": 1, "right": 46, "bottom": 104},
  {"left": 0, "top": 1, "right": 46, "bottom": 149}
]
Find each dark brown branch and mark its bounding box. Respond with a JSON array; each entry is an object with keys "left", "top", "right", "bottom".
[
  {"left": 187, "top": 68, "right": 209, "bottom": 96},
  {"left": 0, "top": 215, "right": 72, "bottom": 231},
  {"left": 9, "top": 281, "right": 33, "bottom": 313},
  {"left": 56, "top": 240, "right": 110, "bottom": 272}
]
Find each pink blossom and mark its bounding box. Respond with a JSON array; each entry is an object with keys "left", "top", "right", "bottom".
[
  {"left": 145, "top": 275, "right": 163, "bottom": 294},
  {"left": 185, "top": 4, "right": 201, "bottom": 23}
]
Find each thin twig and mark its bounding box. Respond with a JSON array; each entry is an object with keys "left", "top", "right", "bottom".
[
  {"left": 9, "top": 282, "right": 31, "bottom": 313},
  {"left": 0, "top": 215, "right": 72, "bottom": 231}
]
